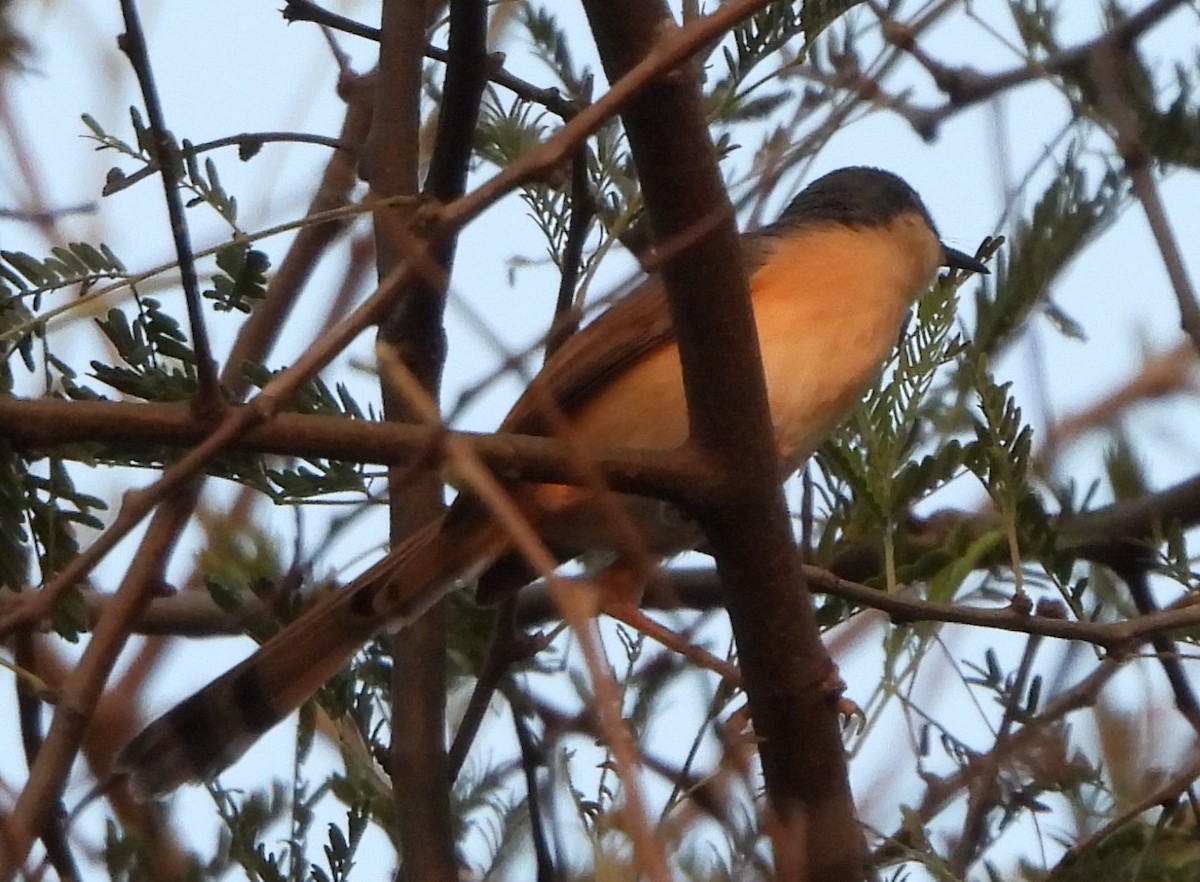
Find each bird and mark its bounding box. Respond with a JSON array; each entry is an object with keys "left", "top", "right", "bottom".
[{"left": 114, "top": 166, "right": 988, "bottom": 799}]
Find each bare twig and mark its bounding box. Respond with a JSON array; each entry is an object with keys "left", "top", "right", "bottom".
[
  {"left": 116, "top": 0, "right": 219, "bottom": 409},
  {"left": 1128, "top": 164, "right": 1200, "bottom": 353},
  {"left": 101, "top": 131, "right": 359, "bottom": 197},
  {"left": 804, "top": 566, "right": 1200, "bottom": 653},
  {"left": 1083, "top": 33, "right": 1200, "bottom": 356},
  {"left": 951, "top": 632, "right": 1044, "bottom": 874},
  {"left": 0, "top": 203, "right": 95, "bottom": 223},
  {"left": 221, "top": 73, "right": 375, "bottom": 397},
  {"left": 500, "top": 682, "right": 557, "bottom": 882},
  {"left": 447, "top": 604, "right": 551, "bottom": 779},
  {"left": 13, "top": 635, "right": 80, "bottom": 882},
  {"left": 19, "top": 638, "right": 193, "bottom": 879},
  {"left": 1119, "top": 565, "right": 1200, "bottom": 734},
  {"left": 546, "top": 147, "right": 596, "bottom": 350},
  {"left": 1039, "top": 340, "right": 1195, "bottom": 463},
  {"left": 880, "top": 0, "right": 1189, "bottom": 139},
  {"left": 26, "top": 556, "right": 1200, "bottom": 654},
  {"left": 282, "top": 0, "right": 581, "bottom": 119}
]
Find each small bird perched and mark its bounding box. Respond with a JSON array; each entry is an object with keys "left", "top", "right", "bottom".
[{"left": 115, "top": 166, "right": 988, "bottom": 799}]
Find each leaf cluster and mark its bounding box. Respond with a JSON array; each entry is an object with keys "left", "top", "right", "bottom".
[
  {"left": 972, "top": 154, "right": 1123, "bottom": 359},
  {"left": 203, "top": 242, "right": 270, "bottom": 314},
  {"left": 517, "top": 1, "right": 590, "bottom": 103},
  {"left": 0, "top": 241, "right": 128, "bottom": 387},
  {"left": 0, "top": 439, "right": 105, "bottom": 639},
  {"left": 84, "top": 109, "right": 242, "bottom": 228},
  {"left": 0, "top": 241, "right": 126, "bottom": 308},
  {"left": 817, "top": 271, "right": 971, "bottom": 592},
  {"left": 816, "top": 154, "right": 1131, "bottom": 604},
  {"left": 91, "top": 297, "right": 198, "bottom": 401}
]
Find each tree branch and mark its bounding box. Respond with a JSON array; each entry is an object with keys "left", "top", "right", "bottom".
[
  {"left": 222, "top": 73, "right": 376, "bottom": 397},
  {"left": 580, "top": 0, "right": 862, "bottom": 879},
  {"left": 116, "top": 0, "right": 219, "bottom": 409},
  {"left": 282, "top": 0, "right": 580, "bottom": 119},
  {"left": 2, "top": 491, "right": 197, "bottom": 877},
  {"left": 879, "top": 0, "right": 1189, "bottom": 140}
]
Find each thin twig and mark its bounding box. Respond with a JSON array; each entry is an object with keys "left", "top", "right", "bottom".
[
  {"left": 1128, "top": 162, "right": 1200, "bottom": 355},
  {"left": 102, "top": 131, "right": 359, "bottom": 197},
  {"left": 1121, "top": 566, "right": 1200, "bottom": 734},
  {"left": 1084, "top": 34, "right": 1200, "bottom": 355},
  {"left": 16, "top": 552, "right": 1200, "bottom": 653},
  {"left": 881, "top": 0, "right": 1189, "bottom": 139},
  {"left": 804, "top": 566, "right": 1200, "bottom": 653},
  {"left": 546, "top": 147, "right": 596, "bottom": 352},
  {"left": 1038, "top": 340, "right": 1195, "bottom": 464},
  {"left": 116, "top": 0, "right": 219, "bottom": 409},
  {"left": 14, "top": 635, "right": 80, "bottom": 882},
  {"left": 0, "top": 203, "right": 96, "bottom": 223},
  {"left": 500, "top": 682, "right": 557, "bottom": 882},
  {"left": 282, "top": 0, "right": 580, "bottom": 119},
  {"left": 951, "top": 632, "right": 1043, "bottom": 874}
]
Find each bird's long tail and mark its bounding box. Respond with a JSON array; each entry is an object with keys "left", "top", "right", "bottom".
[{"left": 115, "top": 517, "right": 504, "bottom": 800}]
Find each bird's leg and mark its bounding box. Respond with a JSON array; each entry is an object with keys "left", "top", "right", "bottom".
[{"left": 593, "top": 559, "right": 742, "bottom": 686}]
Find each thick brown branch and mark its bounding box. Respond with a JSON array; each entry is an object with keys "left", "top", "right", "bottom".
[
  {"left": 581, "top": 1, "right": 861, "bottom": 880},
  {"left": 26, "top": 558, "right": 1200, "bottom": 654},
  {"left": 366, "top": 0, "right": 499, "bottom": 874},
  {"left": 0, "top": 396, "right": 713, "bottom": 505}
]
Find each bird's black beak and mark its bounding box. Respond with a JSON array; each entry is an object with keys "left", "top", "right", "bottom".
[{"left": 941, "top": 243, "right": 989, "bottom": 275}]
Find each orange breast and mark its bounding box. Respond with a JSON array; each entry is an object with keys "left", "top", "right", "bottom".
[{"left": 563, "top": 216, "right": 941, "bottom": 463}]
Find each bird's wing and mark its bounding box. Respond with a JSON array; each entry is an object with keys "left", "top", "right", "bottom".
[
  {"left": 501, "top": 275, "right": 676, "bottom": 434},
  {"left": 502, "top": 232, "right": 777, "bottom": 433}
]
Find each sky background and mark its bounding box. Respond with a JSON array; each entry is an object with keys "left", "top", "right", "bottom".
[{"left": 3, "top": 1, "right": 1200, "bottom": 878}]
